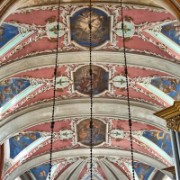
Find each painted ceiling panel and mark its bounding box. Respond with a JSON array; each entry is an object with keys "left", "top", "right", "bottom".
[
  {"left": 133, "top": 162, "right": 155, "bottom": 180},
  {"left": 1, "top": 4, "right": 177, "bottom": 64},
  {"left": 9, "top": 132, "right": 41, "bottom": 158},
  {"left": 151, "top": 78, "right": 180, "bottom": 100},
  {"left": 30, "top": 163, "right": 50, "bottom": 180},
  {"left": 0, "top": 78, "right": 30, "bottom": 107},
  {"left": 0, "top": 24, "right": 19, "bottom": 48},
  {"left": 161, "top": 22, "right": 180, "bottom": 46},
  {"left": 1, "top": 64, "right": 175, "bottom": 118},
  {"left": 143, "top": 131, "right": 173, "bottom": 157},
  {"left": 0, "top": 1, "right": 179, "bottom": 179}
]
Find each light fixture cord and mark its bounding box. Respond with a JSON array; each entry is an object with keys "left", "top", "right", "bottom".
[
  {"left": 120, "top": 0, "right": 135, "bottom": 179},
  {"left": 49, "top": 0, "right": 61, "bottom": 179},
  {"left": 89, "top": 0, "right": 93, "bottom": 179}
]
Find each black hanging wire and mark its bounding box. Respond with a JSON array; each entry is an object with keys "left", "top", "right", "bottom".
[
  {"left": 49, "top": 0, "right": 61, "bottom": 179},
  {"left": 120, "top": 0, "right": 135, "bottom": 179},
  {"left": 89, "top": 0, "right": 93, "bottom": 179}
]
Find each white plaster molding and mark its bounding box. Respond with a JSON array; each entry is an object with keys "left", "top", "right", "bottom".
[
  {"left": 0, "top": 99, "right": 165, "bottom": 144},
  {"left": 148, "top": 169, "right": 158, "bottom": 180},
  {"left": 138, "top": 83, "right": 174, "bottom": 107},
  {"left": 68, "top": 159, "right": 87, "bottom": 180},
  {"left": 7, "top": 149, "right": 173, "bottom": 180},
  {"left": 0, "top": 52, "right": 180, "bottom": 80},
  {"left": 102, "top": 158, "right": 129, "bottom": 180},
  {"left": 98, "top": 160, "right": 117, "bottom": 180},
  {"left": 124, "top": 162, "right": 139, "bottom": 180},
  {"left": 56, "top": 159, "right": 83, "bottom": 180}
]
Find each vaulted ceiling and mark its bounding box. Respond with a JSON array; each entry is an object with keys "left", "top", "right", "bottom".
[{"left": 0, "top": 0, "right": 180, "bottom": 179}]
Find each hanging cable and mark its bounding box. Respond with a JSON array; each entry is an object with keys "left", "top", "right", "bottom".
[
  {"left": 120, "top": 0, "right": 135, "bottom": 179},
  {"left": 89, "top": 0, "right": 93, "bottom": 179},
  {"left": 49, "top": 0, "right": 61, "bottom": 179}
]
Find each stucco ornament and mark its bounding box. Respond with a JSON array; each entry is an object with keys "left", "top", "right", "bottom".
[
  {"left": 46, "top": 16, "right": 65, "bottom": 40},
  {"left": 115, "top": 20, "right": 135, "bottom": 38}
]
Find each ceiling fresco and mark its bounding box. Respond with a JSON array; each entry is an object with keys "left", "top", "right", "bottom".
[
  {"left": 70, "top": 8, "right": 110, "bottom": 47},
  {"left": 9, "top": 132, "right": 42, "bottom": 159},
  {"left": 30, "top": 163, "right": 50, "bottom": 180},
  {"left": 0, "top": 24, "right": 19, "bottom": 48},
  {"left": 0, "top": 64, "right": 177, "bottom": 118},
  {"left": 133, "top": 162, "right": 154, "bottom": 180},
  {"left": 77, "top": 119, "right": 106, "bottom": 146},
  {"left": 22, "top": 157, "right": 165, "bottom": 180},
  {"left": 0, "top": 78, "right": 30, "bottom": 107},
  {"left": 0, "top": 0, "right": 179, "bottom": 179},
  {"left": 161, "top": 22, "right": 180, "bottom": 46},
  {"left": 0, "top": 4, "right": 178, "bottom": 65},
  {"left": 3, "top": 117, "right": 173, "bottom": 179},
  {"left": 142, "top": 131, "right": 173, "bottom": 157},
  {"left": 74, "top": 65, "right": 109, "bottom": 95},
  {"left": 151, "top": 77, "right": 180, "bottom": 100}
]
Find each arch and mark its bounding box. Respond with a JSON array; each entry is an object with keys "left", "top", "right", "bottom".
[
  {"left": 0, "top": 52, "right": 180, "bottom": 81},
  {"left": 6, "top": 148, "right": 173, "bottom": 180},
  {"left": 0, "top": 98, "right": 165, "bottom": 144}
]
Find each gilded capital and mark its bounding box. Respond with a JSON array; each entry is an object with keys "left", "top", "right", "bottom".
[{"left": 154, "top": 101, "right": 180, "bottom": 132}]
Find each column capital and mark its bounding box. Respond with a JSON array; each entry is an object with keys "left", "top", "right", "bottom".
[{"left": 154, "top": 101, "right": 180, "bottom": 132}]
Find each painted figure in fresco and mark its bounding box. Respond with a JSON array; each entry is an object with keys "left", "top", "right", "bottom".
[
  {"left": 151, "top": 78, "right": 180, "bottom": 100},
  {"left": 0, "top": 27, "right": 4, "bottom": 36},
  {"left": 143, "top": 131, "right": 173, "bottom": 157},
  {"left": 77, "top": 119, "right": 106, "bottom": 146},
  {"left": 9, "top": 133, "right": 40, "bottom": 158},
  {"left": 162, "top": 22, "right": 180, "bottom": 45},
  {"left": 71, "top": 8, "right": 110, "bottom": 47},
  {"left": 0, "top": 78, "right": 30, "bottom": 107},
  {"left": 39, "top": 170, "right": 46, "bottom": 178},
  {"left": 0, "top": 26, "right": 4, "bottom": 42},
  {"left": 134, "top": 162, "right": 153, "bottom": 180},
  {"left": 74, "top": 65, "right": 108, "bottom": 95}
]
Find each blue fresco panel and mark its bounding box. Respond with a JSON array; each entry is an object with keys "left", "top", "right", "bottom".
[
  {"left": 133, "top": 162, "right": 154, "bottom": 180},
  {"left": 161, "top": 22, "right": 180, "bottom": 46},
  {"left": 9, "top": 132, "right": 41, "bottom": 158},
  {"left": 0, "top": 24, "right": 19, "bottom": 48},
  {"left": 151, "top": 78, "right": 180, "bottom": 100},
  {"left": 143, "top": 131, "right": 173, "bottom": 157},
  {"left": 31, "top": 163, "right": 50, "bottom": 180},
  {"left": 0, "top": 78, "right": 30, "bottom": 107}
]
